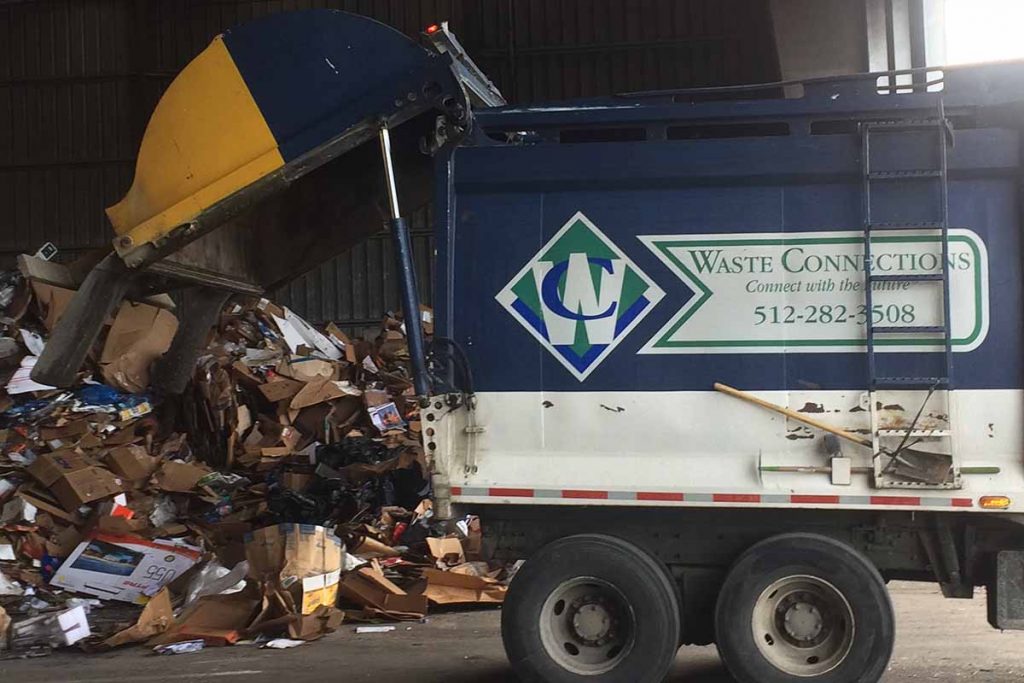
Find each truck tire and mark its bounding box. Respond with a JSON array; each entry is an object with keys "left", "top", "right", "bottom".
[
  {"left": 714, "top": 533, "right": 894, "bottom": 683},
  {"left": 501, "top": 533, "right": 680, "bottom": 683}
]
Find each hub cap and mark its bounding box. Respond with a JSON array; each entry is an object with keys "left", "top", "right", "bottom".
[
  {"left": 751, "top": 575, "right": 855, "bottom": 677},
  {"left": 539, "top": 577, "right": 635, "bottom": 675}
]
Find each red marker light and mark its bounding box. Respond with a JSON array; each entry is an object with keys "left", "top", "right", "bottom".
[{"left": 426, "top": 23, "right": 440, "bottom": 34}]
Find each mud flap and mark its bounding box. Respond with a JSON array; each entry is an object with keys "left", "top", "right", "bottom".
[{"left": 988, "top": 550, "right": 1024, "bottom": 629}]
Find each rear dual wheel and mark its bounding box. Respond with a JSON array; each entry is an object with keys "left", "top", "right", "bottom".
[
  {"left": 502, "top": 532, "right": 894, "bottom": 683},
  {"left": 715, "top": 533, "right": 895, "bottom": 683},
  {"left": 502, "top": 534, "right": 680, "bottom": 683}
]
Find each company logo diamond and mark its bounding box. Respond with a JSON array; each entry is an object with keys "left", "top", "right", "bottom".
[{"left": 496, "top": 212, "right": 665, "bottom": 381}]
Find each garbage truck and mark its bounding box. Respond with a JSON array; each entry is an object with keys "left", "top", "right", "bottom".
[{"left": 30, "top": 8, "right": 1024, "bottom": 683}]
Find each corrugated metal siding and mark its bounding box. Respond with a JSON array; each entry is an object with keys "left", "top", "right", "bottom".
[
  {"left": 463, "top": 0, "right": 780, "bottom": 102},
  {"left": 276, "top": 206, "right": 435, "bottom": 339},
  {"left": 0, "top": 0, "right": 780, "bottom": 329},
  {"left": 0, "top": 1, "right": 138, "bottom": 262}
]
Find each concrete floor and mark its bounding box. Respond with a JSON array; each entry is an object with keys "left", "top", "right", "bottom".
[{"left": 2, "top": 582, "right": 1024, "bottom": 682}]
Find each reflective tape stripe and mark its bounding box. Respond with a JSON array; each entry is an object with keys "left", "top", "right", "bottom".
[
  {"left": 488, "top": 487, "right": 534, "bottom": 498},
  {"left": 792, "top": 494, "right": 841, "bottom": 504},
  {"left": 637, "top": 491, "right": 684, "bottom": 502},
  {"left": 451, "top": 488, "right": 977, "bottom": 509},
  {"left": 714, "top": 493, "right": 761, "bottom": 503},
  {"left": 562, "top": 490, "right": 609, "bottom": 500},
  {"left": 870, "top": 496, "right": 920, "bottom": 506}
]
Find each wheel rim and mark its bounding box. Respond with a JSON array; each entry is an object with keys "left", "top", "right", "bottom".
[
  {"left": 751, "top": 574, "right": 855, "bottom": 677},
  {"left": 538, "top": 577, "right": 636, "bottom": 675}
]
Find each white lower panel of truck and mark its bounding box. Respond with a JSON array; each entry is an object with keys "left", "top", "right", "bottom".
[{"left": 430, "top": 389, "right": 1022, "bottom": 512}]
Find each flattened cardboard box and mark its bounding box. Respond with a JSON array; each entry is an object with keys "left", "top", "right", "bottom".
[
  {"left": 258, "top": 378, "right": 305, "bottom": 403},
  {"left": 39, "top": 419, "right": 90, "bottom": 443},
  {"left": 337, "top": 565, "right": 428, "bottom": 618},
  {"left": 152, "top": 460, "right": 212, "bottom": 493},
  {"left": 30, "top": 282, "right": 76, "bottom": 330},
  {"left": 245, "top": 524, "right": 343, "bottom": 615},
  {"left": 106, "top": 445, "right": 159, "bottom": 483},
  {"left": 51, "top": 533, "right": 202, "bottom": 604},
  {"left": 421, "top": 568, "right": 507, "bottom": 605},
  {"left": 426, "top": 536, "right": 465, "bottom": 566},
  {"left": 149, "top": 591, "right": 260, "bottom": 647},
  {"left": 51, "top": 467, "right": 124, "bottom": 511},
  {"left": 100, "top": 301, "right": 179, "bottom": 393},
  {"left": 102, "top": 588, "right": 173, "bottom": 649},
  {"left": 16, "top": 487, "right": 80, "bottom": 524},
  {"left": 27, "top": 450, "right": 93, "bottom": 487}
]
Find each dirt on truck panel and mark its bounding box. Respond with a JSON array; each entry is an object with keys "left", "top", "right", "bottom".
[{"left": 5, "top": 6, "right": 1024, "bottom": 683}]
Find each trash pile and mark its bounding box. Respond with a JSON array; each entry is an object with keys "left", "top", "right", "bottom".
[{"left": 0, "top": 254, "right": 507, "bottom": 656}]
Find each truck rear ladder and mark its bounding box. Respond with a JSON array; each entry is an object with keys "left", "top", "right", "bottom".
[{"left": 861, "top": 105, "right": 959, "bottom": 489}]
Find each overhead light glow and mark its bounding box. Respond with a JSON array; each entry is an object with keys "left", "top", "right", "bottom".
[{"left": 945, "top": 0, "right": 1024, "bottom": 65}]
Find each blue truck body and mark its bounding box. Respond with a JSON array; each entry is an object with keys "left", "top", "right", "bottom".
[{"left": 438, "top": 65, "right": 1023, "bottom": 395}]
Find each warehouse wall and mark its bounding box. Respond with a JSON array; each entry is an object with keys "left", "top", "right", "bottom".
[
  {"left": 770, "top": 0, "right": 869, "bottom": 80},
  {"left": 0, "top": 0, "right": 781, "bottom": 331}
]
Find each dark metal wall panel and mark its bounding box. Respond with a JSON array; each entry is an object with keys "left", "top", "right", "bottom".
[
  {"left": 460, "top": 0, "right": 780, "bottom": 102},
  {"left": 0, "top": 0, "right": 780, "bottom": 328},
  {"left": 272, "top": 205, "right": 434, "bottom": 338},
  {"left": 0, "top": 1, "right": 137, "bottom": 261}
]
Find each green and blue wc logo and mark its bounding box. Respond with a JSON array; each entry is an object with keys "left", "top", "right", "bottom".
[{"left": 496, "top": 212, "right": 665, "bottom": 381}]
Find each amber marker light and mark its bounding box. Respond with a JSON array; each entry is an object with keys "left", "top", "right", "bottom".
[{"left": 980, "top": 496, "right": 1012, "bottom": 510}]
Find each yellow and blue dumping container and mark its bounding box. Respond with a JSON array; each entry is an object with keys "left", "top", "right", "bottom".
[{"left": 33, "top": 10, "right": 489, "bottom": 394}]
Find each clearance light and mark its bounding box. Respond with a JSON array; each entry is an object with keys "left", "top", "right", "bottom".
[
  {"left": 980, "top": 496, "right": 1012, "bottom": 510},
  {"left": 425, "top": 24, "right": 441, "bottom": 34}
]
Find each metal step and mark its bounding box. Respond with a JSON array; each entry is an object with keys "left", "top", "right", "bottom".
[
  {"left": 877, "top": 429, "right": 952, "bottom": 437},
  {"left": 867, "top": 170, "right": 943, "bottom": 180},
  {"left": 863, "top": 118, "right": 946, "bottom": 131},
  {"left": 868, "top": 220, "right": 945, "bottom": 230},
  {"left": 873, "top": 376, "right": 949, "bottom": 389},
  {"left": 869, "top": 273, "right": 944, "bottom": 282},
  {"left": 870, "top": 325, "right": 946, "bottom": 334}
]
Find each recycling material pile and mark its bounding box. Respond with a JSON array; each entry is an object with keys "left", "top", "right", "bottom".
[{"left": 0, "top": 255, "right": 508, "bottom": 656}]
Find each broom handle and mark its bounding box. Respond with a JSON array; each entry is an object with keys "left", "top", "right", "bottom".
[{"left": 714, "top": 382, "right": 872, "bottom": 448}]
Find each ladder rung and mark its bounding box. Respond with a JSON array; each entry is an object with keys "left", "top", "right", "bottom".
[
  {"left": 868, "top": 221, "right": 945, "bottom": 230},
  {"left": 864, "top": 118, "right": 946, "bottom": 131},
  {"left": 867, "top": 170, "right": 943, "bottom": 180},
  {"left": 873, "top": 377, "right": 949, "bottom": 389},
  {"left": 877, "top": 429, "right": 952, "bottom": 437},
  {"left": 869, "top": 273, "right": 945, "bottom": 282},
  {"left": 870, "top": 325, "right": 946, "bottom": 334}
]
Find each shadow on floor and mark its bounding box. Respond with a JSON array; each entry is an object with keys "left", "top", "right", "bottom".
[
  {"left": 671, "top": 659, "right": 736, "bottom": 682},
  {"left": 434, "top": 659, "right": 735, "bottom": 683}
]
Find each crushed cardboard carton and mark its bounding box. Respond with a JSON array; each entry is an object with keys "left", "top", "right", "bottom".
[
  {"left": 152, "top": 460, "right": 213, "bottom": 493},
  {"left": 28, "top": 452, "right": 125, "bottom": 511},
  {"left": 150, "top": 590, "right": 261, "bottom": 647},
  {"left": 100, "top": 588, "right": 174, "bottom": 649},
  {"left": 421, "top": 568, "right": 507, "bottom": 605},
  {"left": 105, "top": 445, "right": 159, "bottom": 484},
  {"left": 100, "top": 302, "right": 179, "bottom": 393},
  {"left": 427, "top": 536, "right": 466, "bottom": 567},
  {"left": 246, "top": 524, "right": 343, "bottom": 615},
  {"left": 338, "top": 564, "right": 428, "bottom": 620}
]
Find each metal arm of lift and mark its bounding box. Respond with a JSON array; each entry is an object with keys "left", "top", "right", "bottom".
[{"left": 379, "top": 123, "right": 431, "bottom": 398}]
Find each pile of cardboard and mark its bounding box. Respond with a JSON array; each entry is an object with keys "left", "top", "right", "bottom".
[{"left": 0, "top": 255, "right": 507, "bottom": 655}]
